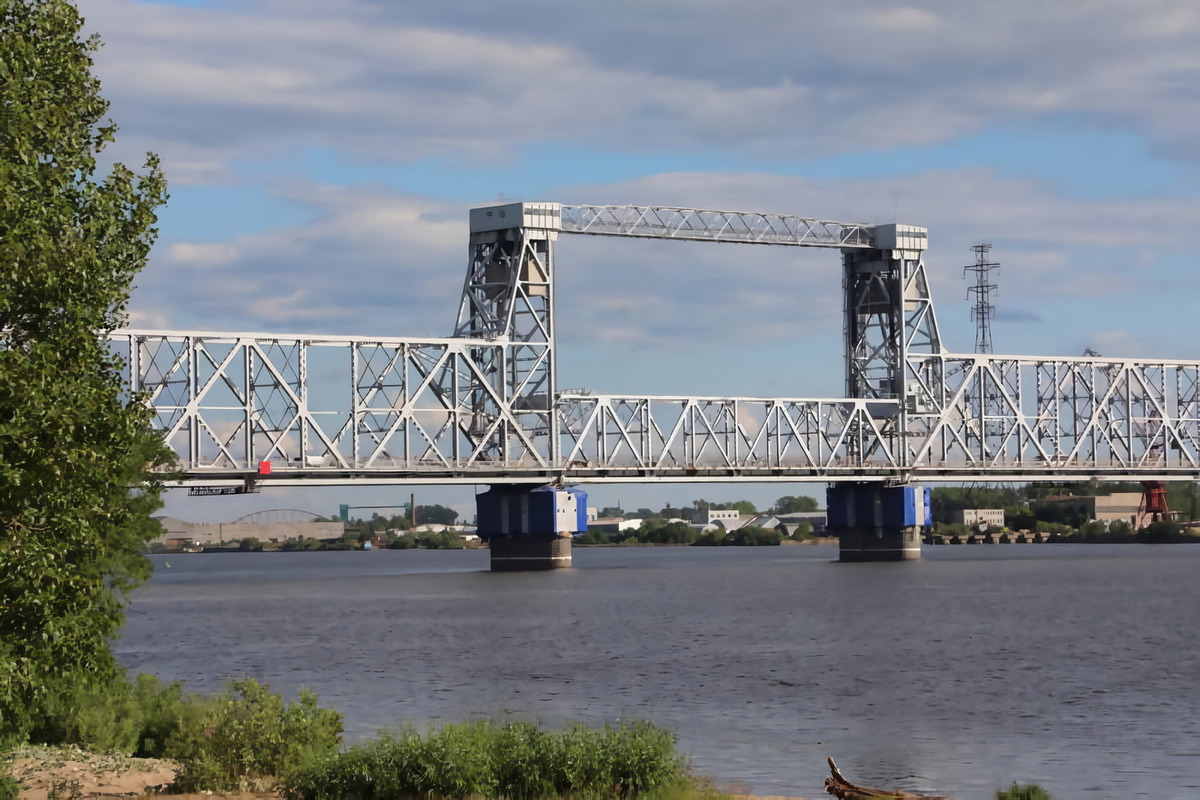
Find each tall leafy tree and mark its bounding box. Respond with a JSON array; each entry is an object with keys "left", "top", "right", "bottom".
[{"left": 0, "top": 0, "right": 171, "bottom": 742}]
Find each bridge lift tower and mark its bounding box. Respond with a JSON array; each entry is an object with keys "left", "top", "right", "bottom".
[{"left": 459, "top": 204, "right": 938, "bottom": 564}]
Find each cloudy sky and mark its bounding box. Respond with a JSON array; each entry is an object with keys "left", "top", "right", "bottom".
[{"left": 83, "top": 0, "right": 1200, "bottom": 520}]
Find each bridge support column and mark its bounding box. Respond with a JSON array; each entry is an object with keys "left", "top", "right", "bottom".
[
  {"left": 476, "top": 485, "right": 587, "bottom": 572},
  {"left": 827, "top": 483, "right": 927, "bottom": 562}
]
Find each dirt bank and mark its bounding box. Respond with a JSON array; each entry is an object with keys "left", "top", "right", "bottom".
[{"left": 5, "top": 746, "right": 278, "bottom": 799}]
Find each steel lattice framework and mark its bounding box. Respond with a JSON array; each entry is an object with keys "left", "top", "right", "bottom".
[{"left": 113, "top": 201, "right": 1200, "bottom": 485}]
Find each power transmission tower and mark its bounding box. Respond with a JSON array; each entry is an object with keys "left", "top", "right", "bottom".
[{"left": 964, "top": 243, "right": 999, "bottom": 354}]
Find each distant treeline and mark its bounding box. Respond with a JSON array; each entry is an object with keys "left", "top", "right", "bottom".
[{"left": 576, "top": 520, "right": 813, "bottom": 547}]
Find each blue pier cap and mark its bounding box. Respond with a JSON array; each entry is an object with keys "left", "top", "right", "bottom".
[
  {"left": 826, "top": 484, "right": 929, "bottom": 531},
  {"left": 476, "top": 485, "right": 588, "bottom": 538}
]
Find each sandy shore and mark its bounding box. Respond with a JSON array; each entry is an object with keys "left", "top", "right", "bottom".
[{"left": 5, "top": 746, "right": 280, "bottom": 799}]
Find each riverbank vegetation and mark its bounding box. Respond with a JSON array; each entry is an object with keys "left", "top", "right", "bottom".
[
  {"left": 1, "top": 673, "right": 708, "bottom": 799},
  {"left": 283, "top": 720, "right": 702, "bottom": 800}
]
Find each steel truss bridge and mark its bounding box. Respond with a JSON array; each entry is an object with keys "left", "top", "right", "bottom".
[{"left": 113, "top": 202, "right": 1200, "bottom": 487}]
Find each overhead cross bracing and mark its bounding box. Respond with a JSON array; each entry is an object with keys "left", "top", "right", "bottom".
[
  {"left": 115, "top": 201, "right": 1200, "bottom": 486},
  {"left": 559, "top": 204, "right": 878, "bottom": 248}
]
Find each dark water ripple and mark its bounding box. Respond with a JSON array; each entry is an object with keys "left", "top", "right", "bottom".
[{"left": 115, "top": 544, "right": 1200, "bottom": 800}]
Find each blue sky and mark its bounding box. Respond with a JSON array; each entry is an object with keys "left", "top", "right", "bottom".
[{"left": 83, "top": 0, "right": 1200, "bottom": 520}]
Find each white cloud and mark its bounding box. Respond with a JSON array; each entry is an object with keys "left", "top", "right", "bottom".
[
  {"left": 83, "top": 0, "right": 1200, "bottom": 186},
  {"left": 869, "top": 7, "right": 944, "bottom": 32},
  {"left": 125, "top": 308, "right": 170, "bottom": 329},
  {"left": 168, "top": 242, "right": 238, "bottom": 266},
  {"left": 1084, "top": 328, "right": 1151, "bottom": 358},
  {"left": 134, "top": 185, "right": 465, "bottom": 336}
]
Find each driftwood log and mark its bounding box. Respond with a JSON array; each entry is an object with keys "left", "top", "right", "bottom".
[{"left": 824, "top": 757, "right": 950, "bottom": 800}]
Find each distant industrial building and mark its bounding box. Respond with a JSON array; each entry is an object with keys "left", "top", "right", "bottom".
[
  {"left": 586, "top": 517, "right": 645, "bottom": 534},
  {"left": 951, "top": 508, "right": 1005, "bottom": 528},
  {"left": 150, "top": 510, "right": 343, "bottom": 549},
  {"left": 696, "top": 508, "right": 741, "bottom": 527},
  {"left": 1036, "top": 493, "right": 1142, "bottom": 524}
]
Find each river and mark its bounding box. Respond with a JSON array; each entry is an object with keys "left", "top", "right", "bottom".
[{"left": 114, "top": 544, "right": 1200, "bottom": 799}]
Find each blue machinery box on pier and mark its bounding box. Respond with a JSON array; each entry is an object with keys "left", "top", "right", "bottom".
[
  {"left": 826, "top": 484, "right": 930, "bottom": 531},
  {"left": 476, "top": 485, "right": 588, "bottom": 539}
]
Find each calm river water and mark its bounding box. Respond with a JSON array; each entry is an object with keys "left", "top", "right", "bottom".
[{"left": 115, "top": 544, "right": 1200, "bottom": 799}]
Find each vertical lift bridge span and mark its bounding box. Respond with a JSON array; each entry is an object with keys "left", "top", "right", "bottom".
[
  {"left": 114, "top": 202, "right": 1200, "bottom": 563},
  {"left": 115, "top": 201, "right": 1200, "bottom": 486}
]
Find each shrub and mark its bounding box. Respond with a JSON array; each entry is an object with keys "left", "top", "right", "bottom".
[
  {"left": 728, "top": 526, "right": 782, "bottom": 546},
  {"left": 489, "top": 721, "right": 557, "bottom": 799},
  {"left": 788, "top": 521, "right": 814, "bottom": 539},
  {"left": 168, "top": 678, "right": 342, "bottom": 793},
  {"left": 638, "top": 521, "right": 699, "bottom": 545},
  {"left": 0, "top": 771, "right": 18, "bottom": 800},
  {"left": 691, "top": 529, "right": 728, "bottom": 546},
  {"left": 997, "top": 782, "right": 1054, "bottom": 800},
  {"left": 24, "top": 673, "right": 185, "bottom": 757},
  {"left": 1138, "top": 520, "right": 1181, "bottom": 542},
  {"left": 417, "top": 530, "right": 466, "bottom": 550},
  {"left": 282, "top": 720, "right": 696, "bottom": 800}
]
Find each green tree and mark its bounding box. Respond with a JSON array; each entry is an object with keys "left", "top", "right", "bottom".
[
  {"left": 415, "top": 504, "right": 459, "bottom": 526},
  {"left": 659, "top": 504, "right": 693, "bottom": 521},
  {"left": 0, "top": 0, "right": 171, "bottom": 743},
  {"left": 772, "top": 495, "right": 819, "bottom": 514}
]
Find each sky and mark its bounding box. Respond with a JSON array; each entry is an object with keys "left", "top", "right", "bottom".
[{"left": 81, "top": 0, "right": 1200, "bottom": 522}]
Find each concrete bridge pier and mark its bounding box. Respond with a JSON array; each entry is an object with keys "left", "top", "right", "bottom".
[
  {"left": 476, "top": 485, "right": 586, "bottom": 571},
  {"left": 827, "top": 483, "right": 928, "bottom": 562}
]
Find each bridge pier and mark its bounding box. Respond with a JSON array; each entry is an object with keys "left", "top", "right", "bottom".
[
  {"left": 827, "top": 483, "right": 927, "bottom": 562},
  {"left": 476, "top": 485, "right": 586, "bottom": 571}
]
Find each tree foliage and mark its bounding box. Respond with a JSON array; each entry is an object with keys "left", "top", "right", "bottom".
[
  {"left": 415, "top": 503, "right": 459, "bottom": 526},
  {"left": 0, "top": 0, "right": 171, "bottom": 743},
  {"left": 634, "top": 519, "right": 697, "bottom": 544},
  {"left": 772, "top": 494, "right": 819, "bottom": 514}
]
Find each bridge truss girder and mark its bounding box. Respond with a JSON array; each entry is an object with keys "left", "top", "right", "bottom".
[
  {"left": 114, "top": 331, "right": 1200, "bottom": 484},
  {"left": 113, "top": 331, "right": 556, "bottom": 483}
]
